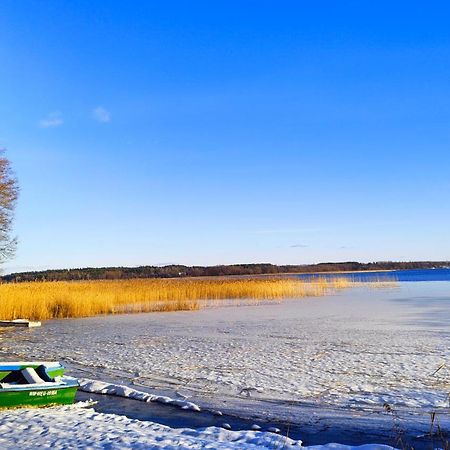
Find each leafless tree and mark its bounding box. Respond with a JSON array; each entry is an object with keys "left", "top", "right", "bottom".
[{"left": 0, "top": 149, "right": 18, "bottom": 263}]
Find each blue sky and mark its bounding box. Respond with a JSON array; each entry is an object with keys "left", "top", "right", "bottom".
[{"left": 1, "top": 1, "right": 450, "bottom": 272}]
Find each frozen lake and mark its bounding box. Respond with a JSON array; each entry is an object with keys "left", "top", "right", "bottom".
[{"left": 2, "top": 280, "right": 450, "bottom": 447}]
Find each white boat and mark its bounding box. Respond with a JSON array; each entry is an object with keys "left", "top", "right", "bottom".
[{"left": 0, "top": 319, "right": 42, "bottom": 328}]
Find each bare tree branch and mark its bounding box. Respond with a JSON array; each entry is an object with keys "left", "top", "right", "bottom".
[{"left": 0, "top": 149, "right": 19, "bottom": 264}]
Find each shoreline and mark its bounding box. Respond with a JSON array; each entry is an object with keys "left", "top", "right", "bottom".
[
  {"left": 1, "top": 284, "right": 449, "bottom": 449},
  {"left": 76, "top": 390, "right": 440, "bottom": 450}
]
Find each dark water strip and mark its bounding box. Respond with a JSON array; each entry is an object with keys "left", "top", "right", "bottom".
[{"left": 77, "top": 391, "right": 449, "bottom": 449}]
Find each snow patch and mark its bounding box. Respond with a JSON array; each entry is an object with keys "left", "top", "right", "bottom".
[{"left": 79, "top": 378, "right": 201, "bottom": 411}]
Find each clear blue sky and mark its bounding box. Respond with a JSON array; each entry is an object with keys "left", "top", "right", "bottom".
[{"left": 1, "top": 1, "right": 450, "bottom": 272}]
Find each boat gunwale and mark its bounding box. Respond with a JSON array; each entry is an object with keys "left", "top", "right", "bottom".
[
  {"left": 0, "top": 362, "right": 63, "bottom": 368},
  {"left": 0, "top": 378, "right": 79, "bottom": 393}
]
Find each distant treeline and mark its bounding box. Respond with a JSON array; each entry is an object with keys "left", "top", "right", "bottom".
[{"left": 2, "top": 261, "right": 449, "bottom": 283}]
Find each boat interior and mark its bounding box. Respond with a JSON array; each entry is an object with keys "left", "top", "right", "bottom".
[{"left": 0, "top": 366, "right": 58, "bottom": 388}]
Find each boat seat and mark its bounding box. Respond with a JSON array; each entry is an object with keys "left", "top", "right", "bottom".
[
  {"left": 21, "top": 367, "right": 46, "bottom": 385},
  {"left": 35, "top": 365, "right": 54, "bottom": 382}
]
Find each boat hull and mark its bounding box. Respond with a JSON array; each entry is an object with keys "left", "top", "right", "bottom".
[{"left": 0, "top": 383, "right": 78, "bottom": 409}]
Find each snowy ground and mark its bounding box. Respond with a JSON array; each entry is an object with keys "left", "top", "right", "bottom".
[
  {"left": 1, "top": 281, "right": 449, "bottom": 448},
  {"left": 0, "top": 402, "right": 298, "bottom": 449},
  {"left": 0, "top": 401, "right": 400, "bottom": 450}
]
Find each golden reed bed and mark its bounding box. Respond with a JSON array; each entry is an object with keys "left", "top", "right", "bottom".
[{"left": 0, "top": 276, "right": 395, "bottom": 321}]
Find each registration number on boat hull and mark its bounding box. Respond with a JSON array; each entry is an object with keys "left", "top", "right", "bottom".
[{"left": 29, "top": 390, "right": 58, "bottom": 397}]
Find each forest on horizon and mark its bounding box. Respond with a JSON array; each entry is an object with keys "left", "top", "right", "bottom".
[{"left": 2, "top": 261, "right": 449, "bottom": 283}]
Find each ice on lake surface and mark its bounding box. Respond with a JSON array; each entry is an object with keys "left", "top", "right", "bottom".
[{"left": 2, "top": 281, "right": 450, "bottom": 446}]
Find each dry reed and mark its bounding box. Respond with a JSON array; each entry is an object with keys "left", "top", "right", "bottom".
[{"left": 0, "top": 276, "right": 394, "bottom": 321}]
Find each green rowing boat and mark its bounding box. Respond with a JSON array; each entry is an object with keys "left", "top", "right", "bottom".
[{"left": 0, "top": 361, "right": 79, "bottom": 408}]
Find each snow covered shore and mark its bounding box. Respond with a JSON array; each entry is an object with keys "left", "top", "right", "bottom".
[
  {"left": 0, "top": 402, "right": 396, "bottom": 450},
  {"left": 5, "top": 284, "right": 449, "bottom": 418},
  {"left": 1, "top": 282, "right": 449, "bottom": 447}
]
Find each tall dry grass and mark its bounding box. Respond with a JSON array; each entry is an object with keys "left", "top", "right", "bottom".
[{"left": 0, "top": 276, "right": 394, "bottom": 321}]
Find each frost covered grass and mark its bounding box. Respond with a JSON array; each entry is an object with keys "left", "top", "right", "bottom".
[{"left": 0, "top": 276, "right": 391, "bottom": 320}]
